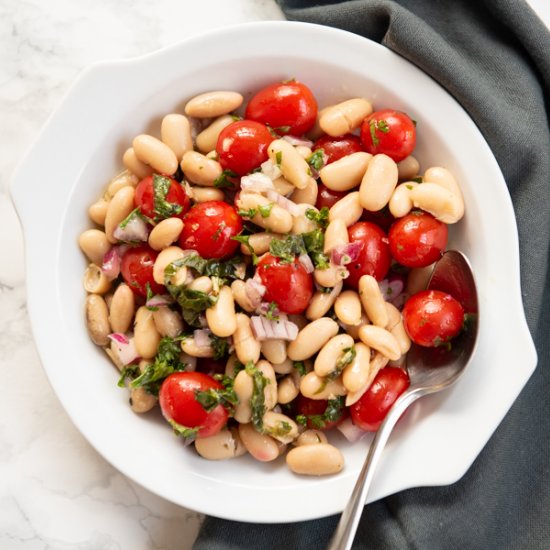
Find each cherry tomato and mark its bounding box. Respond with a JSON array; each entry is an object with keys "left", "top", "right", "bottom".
[
  {"left": 120, "top": 245, "right": 164, "bottom": 297},
  {"left": 361, "top": 206, "right": 396, "bottom": 233},
  {"left": 256, "top": 253, "right": 313, "bottom": 314},
  {"left": 389, "top": 211, "right": 448, "bottom": 268},
  {"left": 159, "top": 372, "right": 228, "bottom": 439},
  {"left": 315, "top": 183, "right": 347, "bottom": 210},
  {"left": 295, "top": 395, "right": 346, "bottom": 431},
  {"left": 350, "top": 367, "right": 410, "bottom": 431},
  {"left": 402, "top": 290, "right": 465, "bottom": 347},
  {"left": 346, "top": 222, "right": 391, "bottom": 288},
  {"left": 216, "top": 120, "right": 273, "bottom": 177},
  {"left": 360, "top": 109, "right": 416, "bottom": 162},
  {"left": 245, "top": 80, "right": 318, "bottom": 136},
  {"left": 134, "top": 175, "right": 190, "bottom": 220},
  {"left": 178, "top": 201, "right": 243, "bottom": 259},
  {"left": 312, "top": 134, "right": 363, "bottom": 164}
]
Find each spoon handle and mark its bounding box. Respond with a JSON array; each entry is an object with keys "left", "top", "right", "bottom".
[{"left": 327, "top": 389, "right": 422, "bottom": 550}]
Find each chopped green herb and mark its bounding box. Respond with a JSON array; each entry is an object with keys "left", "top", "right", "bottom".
[
  {"left": 274, "top": 125, "right": 291, "bottom": 134},
  {"left": 209, "top": 333, "right": 230, "bottom": 360},
  {"left": 264, "top": 301, "right": 280, "bottom": 321},
  {"left": 265, "top": 420, "right": 292, "bottom": 438},
  {"left": 237, "top": 208, "right": 258, "bottom": 219},
  {"left": 168, "top": 419, "right": 199, "bottom": 442},
  {"left": 369, "top": 119, "right": 390, "bottom": 147},
  {"left": 117, "top": 365, "right": 140, "bottom": 387},
  {"left": 302, "top": 229, "right": 330, "bottom": 269},
  {"left": 269, "top": 234, "right": 307, "bottom": 263},
  {"left": 153, "top": 174, "right": 183, "bottom": 219},
  {"left": 245, "top": 362, "right": 270, "bottom": 432},
  {"left": 293, "top": 361, "right": 307, "bottom": 376},
  {"left": 119, "top": 207, "right": 149, "bottom": 229},
  {"left": 258, "top": 203, "right": 274, "bottom": 218},
  {"left": 405, "top": 184, "right": 414, "bottom": 190},
  {"left": 411, "top": 176, "right": 423, "bottom": 184},
  {"left": 306, "top": 149, "right": 325, "bottom": 171},
  {"left": 295, "top": 414, "right": 307, "bottom": 426},
  {"left": 305, "top": 206, "right": 330, "bottom": 229},
  {"left": 214, "top": 169, "right": 238, "bottom": 189},
  {"left": 327, "top": 346, "right": 356, "bottom": 380},
  {"left": 300, "top": 396, "right": 345, "bottom": 428},
  {"left": 145, "top": 282, "right": 158, "bottom": 311},
  {"left": 275, "top": 151, "right": 283, "bottom": 166},
  {"left": 232, "top": 234, "right": 259, "bottom": 265},
  {"left": 195, "top": 386, "right": 239, "bottom": 414},
  {"left": 166, "top": 253, "right": 246, "bottom": 285},
  {"left": 212, "top": 222, "right": 226, "bottom": 242}
]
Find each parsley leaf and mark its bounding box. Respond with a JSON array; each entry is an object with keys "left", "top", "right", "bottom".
[
  {"left": 275, "top": 151, "right": 283, "bottom": 166},
  {"left": 305, "top": 207, "right": 330, "bottom": 229},
  {"left": 214, "top": 169, "right": 238, "bottom": 189},
  {"left": 195, "top": 386, "right": 239, "bottom": 414},
  {"left": 237, "top": 208, "right": 258, "bottom": 219},
  {"left": 302, "top": 229, "right": 330, "bottom": 269},
  {"left": 306, "top": 149, "right": 325, "bottom": 171},
  {"left": 153, "top": 174, "right": 183, "bottom": 219},
  {"left": 245, "top": 362, "right": 270, "bottom": 432},
  {"left": 369, "top": 119, "right": 390, "bottom": 147},
  {"left": 264, "top": 301, "right": 280, "bottom": 321},
  {"left": 209, "top": 333, "right": 230, "bottom": 360},
  {"left": 269, "top": 234, "right": 307, "bottom": 263},
  {"left": 300, "top": 396, "right": 345, "bottom": 429},
  {"left": 293, "top": 361, "right": 307, "bottom": 376},
  {"left": 258, "top": 203, "right": 274, "bottom": 218},
  {"left": 168, "top": 419, "right": 199, "bottom": 442},
  {"left": 327, "top": 346, "right": 356, "bottom": 380},
  {"left": 232, "top": 234, "right": 259, "bottom": 265}
]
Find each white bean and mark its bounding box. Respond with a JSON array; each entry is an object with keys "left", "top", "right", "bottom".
[
  {"left": 104, "top": 186, "right": 135, "bottom": 244},
  {"left": 287, "top": 317, "right": 339, "bottom": 361},
  {"left": 134, "top": 306, "right": 161, "bottom": 359},
  {"left": 314, "top": 334, "right": 355, "bottom": 378},
  {"left": 328, "top": 191, "right": 363, "bottom": 227},
  {"left": 319, "top": 152, "right": 371, "bottom": 191},
  {"left": 410, "top": 183, "right": 464, "bottom": 224},
  {"left": 161, "top": 114, "right": 193, "bottom": 160},
  {"left": 342, "top": 342, "right": 370, "bottom": 393},
  {"left": 196, "top": 115, "right": 235, "bottom": 153},
  {"left": 133, "top": 134, "right": 178, "bottom": 175},
  {"left": 319, "top": 98, "right": 373, "bottom": 136},
  {"left": 286, "top": 443, "right": 344, "bottom": 475},
  {"left": 268, "top": 139, "right": 315, "bottom": 190},
  {"left": 195, "top": 427, "right": 247, "bottom": 460},
  {"left": 148, "top": 218, "right": 183, "bottom": 251},
  {"left": 359, "top": 154, "right": 399, "bottom": 211},
  {"left": 238, "top": 423, "right": 280, "bottom": 462},
  {"left": 184, "top": 90, "right": 243, "bottom": 118},
  {"left": 109, "top": 283, "right": 135, "bottom": 334},
  {"left": 206, "top": 286, "right": 237, "bottom": 338},
  {"left": 358, "top": 324, "right": 401, "bottom": 361},
  {"left": 86, "top": 294, "right": 111, "bottom": 346},
  {"left": 78, "top": 229, "right": 111, "bottom": 266},
  {"left": 233, "top": 313, "right": 261, "bottom": 364},
  {"left": 180, "top": 151, "right": 223, "bottom": 186},
  {"left": 334, "top": 290, "right": 363, "bottom": 326},
  {"left": 358, "top": 275, "right": 389, "bottom": 327}
]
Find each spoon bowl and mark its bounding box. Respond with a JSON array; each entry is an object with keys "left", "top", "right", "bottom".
[{"left": 328, "top": 250, "right": 479, "bottom": 550}]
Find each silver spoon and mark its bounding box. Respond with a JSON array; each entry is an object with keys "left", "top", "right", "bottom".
[{"left": 327, "top": 250, "right": 479, "bottom": 550}]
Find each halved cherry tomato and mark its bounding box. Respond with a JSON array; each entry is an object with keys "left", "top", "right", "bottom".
[
  {"left": 360, "top": 206, "right": 396, "bottom": 233},
  {"left": 245, "top": 80, "right": 318, "bottom": 136},
  {"left": 312, "top": 134, "right": 363, "bottom": 164},
  {"left": 402, "top": 290, "right": 465, "bottom": 347},
  {"left": 295, "top": 394, "right": 347, "bottom": 431},
  {"left": 350, "top": 367, "right": 410, "bottom": 432},
  {"left": 346, "top": 221, "right": 391, "bottom": 287},
  {"left": 178, "top": 201, "right": 243, "bottom": 259},
  {"left": 216, "top": 120, "right": 274, "bottom": 177},
  {"left": 360, "top": 109, "right": 416, "bottom": 163},
  {"left": 389, "top": 211, "right": 448, "bottom": 268},
  {"left": 134, "top": 174, "right": 190, "bottom": 220},
  {"left": 159, "top": 372, "right": 228, "bottom": 439},
  {"left": 120, "top": 245, "right": 164, "bottom": 297},
  {"left": 256, "top": 253, "right": 313, "bottom": 314},
  {"left": 315, "top": 183, "right": 347, "bottom": 210}
]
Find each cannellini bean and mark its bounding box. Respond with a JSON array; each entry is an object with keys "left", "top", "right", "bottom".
[
  {"left": 236, "top": 192, "right": 293, "bottom": 234},
  {"left": 88, "top": 198, "right": 109, "bottom": 226},
  {"left": 148, "top": 218, "right": 184, "bottom": 251},
  {"left": 314, "top": 265, "right": 348, "bottom": 288},
  {"left": 152, "top": 307, "right": 183, "bottom": 338},
  {"left": 238, "top": 423, "right": 280, "bottom": 462},
  {"left": 224, "top": 353, "right": 241, "bottom": 377},
  {"left": 300, "top": 371, "right": 347, "bottom": 400},
  {"left": 187, "top": 275, "right": 213, "bottom": 294},
  {"left": 314, "top": 334, "right": 355, "bottom": 378},
  {"left": 286, "top": 443, "right": 344, "bottom": 475},
  {"left": 106, "top": 170, "right": 139, "bottom": 199},
  {"left": 257, "top": 359, "right": 278, "bottom": 411},
  {"left": 397, "top": 155, "right": 420, "bottom": 181},
  {"left": 358, "top": 324, "right": 401, "bottom": 361},
  {"left": 323, "top": 219, "right": 349, "bottom": 253},
  {"left": 261, "top": 339, "right": 287, "bottom": 365},
  {"left": 388, "top": 181, "right": 419, "bottom": 218},
  {"left": 161, "top": 114, "right": 193, "bottom": 160},
  {"left": 190, "top": 186, "right": 224, "bottom": 203},
  {"left": 233, "top": 313, "right": 261, "bottom": 364},
  {"left": 104, "top": 186, "right": 135, "bottom": 243},
  {"left": 287, "top": 317, "right": 339, "bottom": 361},
  {"left": 334, "top": 290, "right": 363, "bottom": 326},
  {"left": 180, "top": 151, "right": 223, "bottom": 186},
  {"left": 342, "top": 342, "right": 370, "bottom": 393},
  {"left": 233, "top": 369, "right": 254, "bottom": 423},
  {"left": 290, "top": 178, "right": 318, "bottom": 205},
  {"left": 410, "top": 183, "right": 464, "bottom": 223},
  {"left": 184, "top": 90, "right": 243, "bottom": 118},
  {"left": 152, "top": 246, "right": 185, "bottom": 285},
  {"left": 122, "top": 147, "right": 153, "bottom": 180},
  {"left": 206, "top": 286, "right": 237, "bottom": 338},
  {"left": 130, "top": 387, "right": 157, "bottom": 413},
  {"left": 272, "top": 358, "right": 294, "bottom": 375},
  {"left": 345, "top": 351, "right": 389, "bottom": 406},
  {"left": 109, "top": 283, "right": 135, "bottom": 334},
  {"left": 295, "top": 145, "right": 313, "bottom": 159},
  {"left": 339, "top": 311, "right": 369, "bottom": 340},
  {"left": 83, "top": 264, "right": 111, "bottom": 294},
  {"left": 133, "top": 134, "right": 178, "bottom": 175},
  {"left": 181, "top": 336, "right": 214, "bottom": 358},
  {"left": 78, "top": 229, "right": 111, "bottom": 266},
  {"left": 272, "top": 176, "right": 295, "bottom": 196},
  {"left": 134, "top": 306, "right": 161, "bottom": 359},
  {"left": 390, "top": 317, "right": 411, "bottom": 355},
  {"left": 240, "top": 232, "right": 282, "bottom": 256},
  {"left": 268, "top": 139, "right": 315, "bottom": 190},
  {"left": 277, "top": 374, "right": 300, "bottom": 404},
  {"left": 263, "top": 411, "right": 299, "bottom": 444},
  {"left": 296, "top": 430, "right": 328, "bottom": 446},
  {"left": 319, "top": 152, "right": 372, "bottom": 191},
  {"left": 195, "top": 115, "right": 234, "bottom": 153},
  {"left": 306, "top": 281, "right": 343, "bottom": 321},
  {"left": 230, "top": 279, "right": 255, "bottom": 313},
  {"left": 424, "top": 166, "right": 463, "bottom": 197},
  {"left": 319, "top": 98, "right": 373, "bottom": 136},
  {"left": 291, "top": 203, "right": 318, "bottom": 235},
  {"left": 328, "top": 191, "right": 363, "bottom": 227},
  {"left": 86, "top": 294, "right": 111, "bottom": 346},
  {"left": 195, "top": 427, "right": 247, "bottom": 460},
  {"left": 385, "top": 302, "right": 402, "bottom": 332},
  {"left": 358, "top": 275, "right": 389, "bottom": 327},
  {"left": 359, "top": 154, "right": 399, "bottom": 211}
]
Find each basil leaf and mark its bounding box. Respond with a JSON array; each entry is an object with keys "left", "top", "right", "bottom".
[
  {"left": 302, "top": 229, "right": 330, "bottom": 269},
  {"left": 195, "top": 386, "right": 239, "bottom": 413},
  {"left": 245, "top": 362, "right": 270, "bottom": 432},
  {"left": 153, "top": 174, "right": 183, "bottom": 219},
  {"left": 168, "top": 419, "right": 199, "bottom": 442},
  {"left": 305, "top": 206, "right": 330, "bottom": 229},
  {"left": 232, "top": 234, "right": 259, "bottom": 265},
  {"left": 269, "top": 234, "right": 307, "bottom": 264},
  {"left": 209, "top": 333, "right": 230, "bottom": 360}
]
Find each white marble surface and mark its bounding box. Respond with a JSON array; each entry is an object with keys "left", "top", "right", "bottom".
[{"left": 2, "top": 1, "right": 549, "bottom": 549}]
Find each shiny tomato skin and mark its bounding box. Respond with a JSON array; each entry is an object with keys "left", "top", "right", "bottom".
[
  {"left": 313, "top": 134, "right": 363, "bottom": 164},
  {"left": 402, "top": 290, "right": 465, "bottom": 347},
  {"left": 315, "top": 184, "right": 347, "bottom": 210},
  {"left": 350, "top": 367, "right": 410, "bottom": 432},
  {"left": 216, "top": 120, "right": 274, "bottom": 176},
  {"left": 360, "top": 109, "right": 416, "bottom": 163},
  {"left": 159, "top": 372, "right": 228, "bottom": 439},
  {"left": 120, "top": 245, "right": 164, "bottom": 297},
  {"left": 346, "top": 222, "right": 391, "bottom": 288},
  {"left": 134, "top": 175, "right": 190, "bottom": 220},
  {"left": 295, "top": 395, "right": 347, "bottom": 431},
  {"left": 361, "top": 207, "right": 396, "bottom": 233},
  {"left": 256, "top": 253, "right": 313, "bottom": 314},
  {"left": 179, "top": 201, "right": 243, "bottom": 259},
  {"left": 245, "top": 81, "right": 318, "bottom": 136},
  {"left": 389, "top": 212, "right": 448, "bottom": 268}
]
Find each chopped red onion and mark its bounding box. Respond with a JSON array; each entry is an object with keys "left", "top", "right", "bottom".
[
  {"left": 240, "top": 172, "right": 275, "bottom": 194},
  {"left": 145, "top": 294, "right": 174, "bottom": 308},
  {"left": 108, "top": 333, "right": 139, "bottom": 366},
  {"left": 282, "top": 135, "right": 314, "bottom": 148},
  {"left": 256, "top": 301, "right": 281, "bottom": 318},
  {"left": 101, "top": 247, "right": 122, "bottom": 281},
  {"left": 331, "top": 242, "right": 362, "bottom": 266},
  {"left": 337, "top": 417, "right": 368, "bottom": 443},
  {"left": 260, "top": 159, "right": 283, "bottom": 180},
  {"left": 379, "top": 277, "right": 407, "bottom": 308},
  {"left": 113, "top": 214, "right": 149, "bottom": 243},
  {"left": 265, "top": 190, "right": 302, "bottom": 216},
  {"left": 193, "top": 329, "right": 212, "bottom": 348},
  {"left": 245, "top": 278, "right": 267, "bottom": 309},
  {"left": 298, "top": 253, "right": 315, "bottom": 274},
  {"left": 250, "top": 314, "right": 299, "bottom": 341}
]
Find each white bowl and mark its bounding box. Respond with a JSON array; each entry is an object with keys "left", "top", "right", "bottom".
[{"left": 11, "top": 21, "right": 537, "bottom": 523}]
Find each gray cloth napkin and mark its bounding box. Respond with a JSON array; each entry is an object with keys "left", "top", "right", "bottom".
[{"left": 193, "top": 1, "right": 550, "bottom": 548}]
